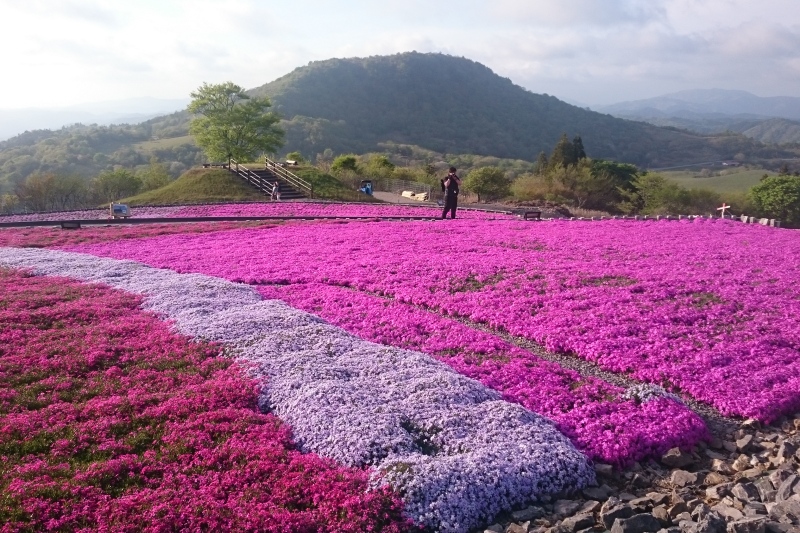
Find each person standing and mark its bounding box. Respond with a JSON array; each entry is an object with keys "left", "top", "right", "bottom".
[
  {"left": 441, "top": 167, "right": 461, "bottom": 219},
  {"left": 271, "top": 181, "right": 279, "bottom": 201}
]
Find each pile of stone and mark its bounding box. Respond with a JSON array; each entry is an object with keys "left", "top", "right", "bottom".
[{"left": 483, "top": 416, "right": 800, "bottom": 533}]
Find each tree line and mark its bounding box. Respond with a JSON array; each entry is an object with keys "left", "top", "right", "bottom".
[{"left": 1, "top": 158, "right": 172, "bottom": 214}]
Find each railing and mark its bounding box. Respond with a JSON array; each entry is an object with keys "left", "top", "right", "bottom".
[
  {"left": 264, "top": 157, "right": 314, "bottom": 198},
  {"left": 228, "top": 159, "right": 272, "bottom": 196}
]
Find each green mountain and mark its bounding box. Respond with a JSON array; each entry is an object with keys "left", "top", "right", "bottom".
[
  {"left": 252, "top": 52, "right": 793, "bottom": 167},
  {"left": 1, "top": 52, "right": 797, "bottom": 192}
]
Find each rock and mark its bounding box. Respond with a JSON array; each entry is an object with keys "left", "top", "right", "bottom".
[
  {"left": 743, "top": 502, "right": 768, "bottom": 516},
  {"left": 484, "top": 525, "right": 503, "bottom": 533},
  {"left": 648, "top": 493, "right": 670, "bottom": 507},
  {"left": 741, "top": 419, "right": 761, "bottom": 431},
  {"left": 695, "top": 514, "right": 728, "bottom": 533},
  {"left": 560, "top": 513, "right": 595, "bottom": 532},
  {"left": 583, "top": 485, "right": 613, "bottom": 501},
  {"left": 775, "top": 441, "right": 798, "bottom": 462},
  {"left": 662, "top": 448, "right": 694, "bottom": 468},
  {"left": 577, "top": 500, "right": 601, "bottom": 514},
  {"left": 737, "top": 435, "right": 756, "bottom": 453},
  {"left": 706, "top": 472, "right": 731, "bottom": 486},
  {"left": 692, "top": 503, "right": 713, "bottom": 521},
  {"left": 687, "top": 499, "right": 703, "bottom": 511},
  {"left": 764, "top": 521, "right": 794, "bottom": 533},
  {"left": 668, "top": 502, "right": 690, "bottom": 520},
  {"left": 707, "top": 483, "right": 734, "bottom": 500},
  {"left": 712, "top": 460, "right": 735, "bottom": 475},
  {"left": 601, "top": 500, "right": 636, "bottom": 529},
  {"left": 775, "top": 475, "right": 799, "bottom": 503},
  {"left": 723, "top": 441, "right": 739, "bottom": 453},
  {"left": 732, "top": 482, "right": 762, "bottom": 502},
  {"left": 712, "top": 502, "right": 745, "bottom": 521},
  {"left": 553, "top": 500, "right": 583, "bottom": 517},
  {"left": 633, "top": 473, "right": 652, "bottom": 488},
  {"left": 652, "top": 505, "right": 670, "bottom": 525},
  {"left": 733, "top": 455, "right": 752, "bottom": 472},
  {"left": 595, "top": 463, "right": 614, "bottom": 476},
  {"left": 505, "top": 524, "right": 529, "bottom": 533},
  {"left": 768, "top": 467, "right": 794, "bottom": 489},
  {"left": 768, "top": 494, "right": 800, "bottom": 525},
  {"left": 726, "top": 517, "right": 767, "bottom": 533},
  {"left": 738, "top": 468, "right": 766, "bottom": 482},
  {"left": 672, "top": 470, "right": 699, "bottom": 488},
  {"left": 706, "top": 449, "right": 730, "bottom": 461},
  {"left": 512, "top": 505, "right": 546, "bottom": 522},
  {"left": 620, "top": 493, "right": 638, "bottom": 502},
  {"left": 631, "top": 496, "right": 656, "bottom": 511},
  {"left": 754, "top": 478, "right": 776, "bottom": 503},
  {"left": 611, "top": 514, "right": 662, "bottom": 533}
]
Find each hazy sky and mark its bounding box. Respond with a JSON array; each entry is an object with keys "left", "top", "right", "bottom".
[{"left": 2, "top": 0, "right": 799, "bottom": 110}]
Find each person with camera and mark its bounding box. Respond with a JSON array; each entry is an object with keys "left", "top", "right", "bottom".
[{"left": 441, "top": 167, "right": 461, "bottom": 219}]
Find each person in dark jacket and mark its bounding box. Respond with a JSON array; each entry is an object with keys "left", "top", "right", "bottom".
[{"left": 441, "top": 167, "right": 461, "bottom": 219}]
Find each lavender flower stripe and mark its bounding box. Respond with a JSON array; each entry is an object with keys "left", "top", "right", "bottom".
[{"left": 0, "top": 247, "right": 594, "bottom": 533}]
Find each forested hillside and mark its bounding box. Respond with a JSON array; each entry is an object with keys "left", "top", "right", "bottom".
[
  {"left": 253, "top": 53, "right": 793, "bottom": 167},
  {"left": 1, "top": 52, "right": 797, "bottom": 192}
]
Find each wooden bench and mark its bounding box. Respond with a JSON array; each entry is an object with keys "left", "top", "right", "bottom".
[{"left": 523, "top": 210, "right": 541, "bottom": 220}]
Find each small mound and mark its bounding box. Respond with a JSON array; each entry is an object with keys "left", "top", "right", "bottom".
[{"left": 122, "top": 168, "right": 268, "bottom": 205}]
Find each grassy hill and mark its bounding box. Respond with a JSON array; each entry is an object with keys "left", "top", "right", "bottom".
[
  {"left": 661, "top": 167, "right": 774, "bottom": 193},
  {"left": 120, "top": 166, "right": 374, "bottom": 205},
  {"left": 121, "top": 168, "right": 268, "bottom": 205}
]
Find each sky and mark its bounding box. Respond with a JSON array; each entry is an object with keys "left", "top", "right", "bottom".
[{"left": 1, "top": 0, "right": 799, "bottom": 111}]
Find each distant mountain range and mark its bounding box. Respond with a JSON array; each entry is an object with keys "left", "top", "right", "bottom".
[
  {"left": 0, "top": 97, "right": 188, "bottom": 141},
  {"left": 595, "top": 89, "right": 800, "bottom": 143}
]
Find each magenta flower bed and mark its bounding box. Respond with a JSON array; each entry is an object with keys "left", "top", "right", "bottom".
[
  {"left": 62, "top": 218, "right": 800, "bottom": 424},
  {"left": 0, "top": 201, "right": 512, "bottom": 223},
  {"left": 256, "top": 282, "right": 707, "bottom": 465},
  {"left": 0, "top": 269, "right": 407, "bottom": 532},
  {"left": 172, "top": 201, "right": 510, "bottom": 219},
  {"left": 0, "top": 220, "right": 275, "bottom": 248}
]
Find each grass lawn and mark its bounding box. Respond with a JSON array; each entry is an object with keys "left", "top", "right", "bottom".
[{"left": 661, "top": 167, "right": 774, "bottom": 193}]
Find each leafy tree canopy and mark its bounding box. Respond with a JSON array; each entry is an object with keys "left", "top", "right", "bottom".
[
  {"left": 750, "top": 175, "right": 800, "bottom": 225},
  {"left": 93, "top": 168, "right": 142, "bottom": 203},
  {"left": 188, "top": 82, "right": 284, "bottom": 162},
  {"left": 330, "top": 154, "right": 360, "bottom": 175},
  {"left": 463, "top": 166, "right": 511, "bottom": 202}
]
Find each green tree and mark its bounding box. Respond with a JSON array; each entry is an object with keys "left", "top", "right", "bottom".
[
  {"left": 550, "top": 134, "right": 577, "bottom": 168},
  {"left": 750, "top": 175, "right": 800, "bottom": 225},
  {"left": 619, "top": 173, "right": 690, "bottom": 215},
  {"left": 0, "top": 193, "right": 18, "bottom": 214},
  {"left": 137, "top": 157, "right": 172, "bottom": 192},
  {"left": 535, "top": 151, "right": 549, "bottom": 173},
  {"left": 463, "top": 166, "right": 511, "bottom": 202},
  {"left": 330, "top": 154, "right": 360, "bottom": 175},
  {"left": 572, "top": 135, "right": 586, "bottom": 160},
  {"left": 365, "top": 155, "right": 395, "bottom": 179},
  {"left": 92, "top": 169, "right": 142, "bottom": 202},
  {"left": 551, "top": 160, "right": 617, "bottom": 210},
  {"left": 188, "top": 82, "right": 284, "bottom": 162}
]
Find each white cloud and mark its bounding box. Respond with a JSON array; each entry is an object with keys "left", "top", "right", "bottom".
[{"left": 0, "top": 0, "right": 799, "bottom": 110}]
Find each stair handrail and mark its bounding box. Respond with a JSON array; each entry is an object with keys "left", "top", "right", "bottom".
[
  {"left": 228, "top": 159, "right": 272, "bottom": 195},
  {"left": 264, "top": 157, "right": 314, "bottom": 198}
]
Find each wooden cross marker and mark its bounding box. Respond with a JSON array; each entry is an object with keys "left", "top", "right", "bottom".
[{"left": 717, "top": 203, "right": 731, "bottom": 217}]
